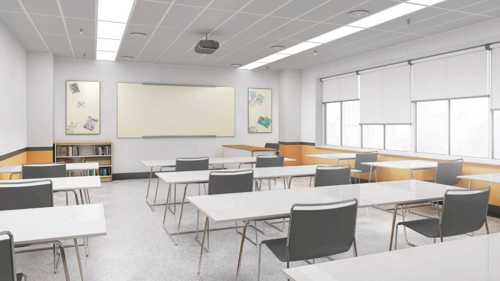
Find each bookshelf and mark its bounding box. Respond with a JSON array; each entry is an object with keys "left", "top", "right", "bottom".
[{"left": 54, "top": 142, "right": 113, "bottom": 182}]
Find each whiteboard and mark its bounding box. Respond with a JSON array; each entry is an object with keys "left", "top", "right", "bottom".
[{"left": 117, "top": 83, "right": 235, "bottom": 138}]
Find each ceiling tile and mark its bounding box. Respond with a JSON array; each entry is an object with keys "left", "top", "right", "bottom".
[
  {"left": 271, "top": 0, "right": 329, "bottom": 19},
  {"left": 22, "top": 0, "right": 60, "bottom": 16},
  {"left": 161, "top": 4, "right": 202, "bottom": 30},
  {"left": 299, "top": 0, "right": 366, "bottom": 22},
  {"left": 374, "top": 6, "right": 448, "bottom": 34},
  {"left": 214, "top": 12, "right": 260, "bottom": 41},
  {"left": 176, "top": 0, "right": 212, "bottom": 7},
  {"left": 129, "top": 0, "right": 170, "bottom": 25},
  {"left": 138, "top": 27, "right": 181, "bottom": 61},
  {"left": 0, "top": 11, "right": 47, "bottom": 51},
  {"left": 59, "top": 0, "right": 95, "bottom": 20},
  {"left": 31, "top": 14, "right": 66, "bottom": 36},
  {"left": 327, "top": 0, "right": 401, "bottom": 26},
  {"left": 288, "top": 23, "right": 340, "bottom": 42},
  {"left": 394, "top": 11, "right": 489, "bottom": 35},
  {"left": 45, "top": 35, "right": 72, "bottom": 56},
  {"left": 241, "top": 0, "right": 291, "bottom": 15},
  {"left": 118, "top": 25, "right": 155, "bottom": 57},
  {"left": 209, "top": 0, "right": 249, "bottom": 11},
  {"left": 260, "top": 20, "right": 316, "bottom": 42},
  {"left": 0, "top": 0, "right": 22, "bottom": 12},
  {"left": 188, "top": 8, "right": 233, "bottom": 35},
  {"left": 66, "top": 18, "right": 95, "bottom": 39},
  {"left": 71, "top": 36, "right": 95, "bottom": 59},
  {"left": 460, "top": 0, "right": 500, "bottom": 17},
  {"left": 435, "top": 0, "right": 486, "bottom": 11},
  {"left": 229, "top": 16, "right": 289, "bottom": 43}
]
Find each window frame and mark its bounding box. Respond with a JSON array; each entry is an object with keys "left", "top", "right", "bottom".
[{"left": 323, "top": 99, "right": 361, "bottom": 147}]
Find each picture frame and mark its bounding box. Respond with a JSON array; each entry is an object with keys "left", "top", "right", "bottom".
[
  {"left": 65, "top": 80, "right": 101, "bottom": 135},
  {"left": 248, "top": 88, "right": 272, "bottom": 133}
]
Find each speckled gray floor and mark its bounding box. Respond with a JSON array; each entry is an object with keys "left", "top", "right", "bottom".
[{"left": 15, "top": 178, "right": 500, "bottom": 281}]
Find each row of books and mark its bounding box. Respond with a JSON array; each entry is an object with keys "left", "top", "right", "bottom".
[
  {"left": 56, "top": 145, "right": 111, "bottom": 157},
  {"left": 99, "top": 167, "right": 112, "bottom": 176}
]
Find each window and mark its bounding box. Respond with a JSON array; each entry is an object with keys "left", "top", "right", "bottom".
[
  {"left": 325, "top": 102, "right": 341, "bottom": 145},
  {"left": 342, "top": 100, "right": 361, "bottom": 147},
  {"left": 416, "top": 100, "right": 448, "bottom": 154},
  {"left": 362, "top": 125, "right": 384, "bottom": 149},
  {"left": 386, "top": 125, "right": 412, "bottom": 151},
  {"left": 494, "top": 111, "right": 500, "bottom": 159},
  {"left": 450, "top": 97, "right": 489, "bottom": 158}
]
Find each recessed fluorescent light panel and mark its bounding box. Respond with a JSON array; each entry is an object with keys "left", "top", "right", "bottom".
[
  {"left": 96, "top": 0, "right": 134, "bottom": 61},
  {"left": 239, "top": 0, "right": 446, "bottom": 70}
]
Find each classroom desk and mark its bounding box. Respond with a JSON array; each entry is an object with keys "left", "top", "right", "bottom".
[
  {"left": 0, "top": 176, "right": 101, "bottom": 205},
  {"left": 142, "top": 156, "right": 296, "bottom": 208},
  {"left": 222, "top": 144, "right": 276, "bottom": 156},
  {"left": 0, "top": 204, "right": 107, "bottom": 281},
  {"left": 0, "top": 162, "right": 99, "bottom": 179},
  {"left": 307, "top": 153, "right": 356, "bottom": 161},
  {"left": 362, "top": 160, "right": 438, "bottom": 181},
  {"left": 284, "top": 232, "right": 500, "bottom": 281},
  {"left": 188, "top": 180, "right": 461, "bottom": 277},
  {"left": 458, "top": 173, "right": 500, "bottom": 188}
]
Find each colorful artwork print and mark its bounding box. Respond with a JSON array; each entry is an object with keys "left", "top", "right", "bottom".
[
  {"left": 248, "top": 88, "right": 272, "bottom": 133},
  {"left": 66, "top": 81, "right": 100, "bottom": 135}
]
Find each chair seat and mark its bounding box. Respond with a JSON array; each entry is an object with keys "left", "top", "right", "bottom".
[
  {"left": 262, "top": 238, "right": 289, "bottom": 262},
  {"left": 399, "top": 218, "right": 441, "bottom": 238}
]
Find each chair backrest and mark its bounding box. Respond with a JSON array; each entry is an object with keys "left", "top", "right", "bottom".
[
  {"left": 287, "top": 199, "right": 358, "bottom": 261},
  {"left": 435, "top": 160, "right": 463, "bottom": 185},
  {"left": 264, "top": 143, "right": 280, "bottom": 155},
  {"left": 315, "top": 166, "right": 351, "bottom": 187},
  {"left": 354, "top": 153, "right": 378, "bottom": 173},
  {"left": 440, "top": 189, "right": 490, "bottom": 237},
  {"left": 208, "top": 170, "right": 254, "bottom": 195},
  {"left": 0, "top": 231, "right": 16, "bottom": 281},
  {"left": 0, "top": 180, "right": 53, "bottom": 211},
  {"left": 255, "top": 155, "right": 284, "bottom": 168},
  {"left": 175, "top": 157, "right": 209, "bottom": 172},
  {"left": 22, "top": 163, "right": 66, "bottom": 179}
]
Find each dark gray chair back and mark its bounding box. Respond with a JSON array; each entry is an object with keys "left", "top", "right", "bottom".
[
  {"left": 354, "top": 153, "right": 378, "bottom": 173},
  {"left": 0, "top": 180, "right": 53, "bottom": 211},
  {"left": 287, "top": 199, "right": 358, "bottom": 261},
  {"left": 22, "top": 163, "right": 66, "bottom": 179},
  {"left": 176, "top": 157, "right": 209, "bottom": 172},
  {"left": 265, "top": 143, "right": 280, "bottom": 155},
  {"left": 255, "top": 155, "right": 284, "bottom": 168},
  {"left": 315, "top": 166, "right": 351, "bottom": 187},
  {"left": 435, "top": 160, "right": 463, "bottom": 185},
  {"left": 441, "top": 189, "right": 490, "bottom": 237},
  {"left": 0, "top": 231, "right": 16, "bottom": 281},
  {"left": 208, "top": 170, "right": 254, "bottom": 195}
]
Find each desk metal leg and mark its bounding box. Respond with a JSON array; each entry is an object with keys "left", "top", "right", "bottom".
[
  {"left": 389, "top": 204, "right": 400, "bottom": 251},
  {"left": 236, "top": 221, "right": 250, "bottom": 280},
  {"left": 197, "top": 217, "right": 209, "bottom": 275},
  {"left": 145, "top": 167, "right": 153, "bottom": 199},
  {"left": 57, "top": 241, "right": 71, "bottom": 281},
  {"left": 368, "top": 166, "right": 373, "bottom": 182},
  {"left": 73, "top": 239, "right": 84, "bottom": 281}
]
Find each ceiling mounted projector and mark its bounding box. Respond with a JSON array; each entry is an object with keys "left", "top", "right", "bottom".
[{"left": 195, "top": 33, "right": 219, "bottom": 54}]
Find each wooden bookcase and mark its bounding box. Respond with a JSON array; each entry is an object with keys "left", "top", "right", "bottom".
[{"left": 54, "top": 141, "right": 112, "bottom": 182}]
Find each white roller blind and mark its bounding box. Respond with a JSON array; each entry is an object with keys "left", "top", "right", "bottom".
[
  {"left": 492, "top": 46, "right": 500, "bottom": 109},
  {"left": 360, "top": 64, "right": 411, "bottom": 124},
  {"left": 412, "top": 50, "right": 487, "bottom": 101},
  {"left": 322, "top": 73, "right": 358, "bottom": 102}
]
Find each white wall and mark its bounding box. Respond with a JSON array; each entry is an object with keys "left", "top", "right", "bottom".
[
  {"left": 279, "top": 70, "right": 302, "bottom": 142},
  {"left": 0, "top": 20, "right": 27, "bottom": 155},
  {"left": 301, "top": 17, "right": 500, "bottom": 143},
  {"left": 53, "top": 58, "right": 281, "bottom": 173},
  {"left": 27, "top": 52, "right": 54, "bottom": 147}
]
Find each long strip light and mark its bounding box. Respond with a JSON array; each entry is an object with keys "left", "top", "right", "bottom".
[
  {"left": 239, "top": 0, "right": 446, "bottom": 70},
  {"left": 96, "top": 0, "right": 134, "bottom": 61}
]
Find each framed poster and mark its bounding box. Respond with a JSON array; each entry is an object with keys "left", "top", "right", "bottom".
[
  {"left": 248, "top": 88, "right": 272, "bottom": 133},
  {"left": 65, "top": 80, "right": 101, "bottom": 135}
]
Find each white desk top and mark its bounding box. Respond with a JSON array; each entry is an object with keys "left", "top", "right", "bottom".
[
  {"left": 156, "top": 165, "right": 321, "bottom": 184},
  {"left": 0, "top": 204, "right": 106, "bottom": 244},
  {"left": 142, "top": 156, "right": 295, "bottom": 168},
  {"left": 306, "top": 153, "right": 356, "bottom": 160},
  {"left": 0, "top": 176, "right": 101, "bottom": 192},
  {"left": 362, "top": 160, "right": 437, "bottom": 170},
  {"left": 285, "top": 232, "right": 500, "bottom": 281},
  {"left": 188, "top": 180, "right": 460, "bottom": 223},
  {"left": 458, "top": 173, "right": 500, "bottom": 184},
  {"left": 0, "top": 162, "right": 99, "bottom": 174}
]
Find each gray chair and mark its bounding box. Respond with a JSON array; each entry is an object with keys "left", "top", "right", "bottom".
[
  {"left": 22, "top": 163, "right": 66, "bottom": 179},
  {"left": 315, "top": 166, "right": 351, "bottom": 187},
  {"left": 394, "top": 189, "right": 490, "bottom": 249},
  {"left": 0, "top": 231, "right": 27, "bottom": 281},
  {"left": 265, "top": 143, "right": 280, "bottom": 155},
  {"left": 352, "top": 153, "right": 378, "bottom": 182},
  {"left": 0, "top": 180, "right": 53, "bottom": 211},
  {"left": 174, "top": 157, "right": 210, "bottom": 231},
  {"left": 255, "top": 155, "right": 285, "bottom": 190},
  {"left": 208, "top": 169, "right": 254, "bottom": 195},
  {"left": 435, "top": 159, "right": 463, "bottom": 185},
  {"left": 258, "top": 199, "right": 358, "bottom": 280}
]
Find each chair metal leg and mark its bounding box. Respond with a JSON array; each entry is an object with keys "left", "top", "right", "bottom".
[
  {"left": 236, "top": 221, "right": 250, "bottom": 280},
  {"left": 145, "top": 167, "right": 153, "bottom": 199},
  {"left": 394, "top": 224, "right": 399, "bottom": 250},
  {"left": 257, "top": 243, "right": 263, "bottom": 281},
  {"left": 389, "top": 204, "right": 400, "bottom": 251},
  {"left": 74, "top": 238, "right": 85, "bottom": 281},
  {"left": 177, "top": 184, "right": 189, "bottom": 231},
  {"left": 197, "top": 217, "right": 209, "bottom": 275},
  {"left": 56, "top": 241, "right": 71, "bottom": 281},
  {"left": 485, "top": 219, "right": 490, "bottom": 234},
  {"left": 353, "top": 239, "right": 358, "bottom": 257},
  {"left": 153, "top": 177, "right": 161, "bottom": 203}
]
